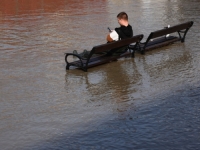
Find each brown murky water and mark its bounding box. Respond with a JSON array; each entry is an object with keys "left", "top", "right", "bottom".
[{"left": 0, "top": 0, "right": 200, "bottom": 149}]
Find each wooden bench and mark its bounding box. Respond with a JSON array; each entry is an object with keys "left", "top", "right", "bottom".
[
  {"left": 65, "top": 34, "right": 144, "bottom": 72},
  {"left": 134, "top": 21, "right": 193, "bottom": 54}
]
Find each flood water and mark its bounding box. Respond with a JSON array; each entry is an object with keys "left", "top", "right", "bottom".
[{"left": 0, "top": 0, "right": 200, "bottom": 149}]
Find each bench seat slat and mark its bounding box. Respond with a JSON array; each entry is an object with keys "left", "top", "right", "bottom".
[
  {"left": 87, "top": 51, "right": 133, "bottom": 68},
  {"left": 69, "top": 53, "right": 106, "bottom": 64},
  {"left": 70, "top": 51, "right": 132, "bottom": 68},
  {"left": 142, "top": 36, "right": 179, "bottom": 51}
]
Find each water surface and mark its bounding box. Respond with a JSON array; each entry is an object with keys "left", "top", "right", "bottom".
[{"left": 0, "top": 0, "right": 200, "bottom": 149}]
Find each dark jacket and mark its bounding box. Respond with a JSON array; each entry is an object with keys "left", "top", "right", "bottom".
[{"left": 115, "top": 24, "right": 133, "bottom": 40}]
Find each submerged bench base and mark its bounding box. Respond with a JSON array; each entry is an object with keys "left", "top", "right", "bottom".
[{"left": 66, "top": 51, "right": 133, "bottom": 71}]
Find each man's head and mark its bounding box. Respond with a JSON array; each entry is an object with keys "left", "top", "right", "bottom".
[{"left": 117, "top": 12, "right": 129, "bottom": 26}]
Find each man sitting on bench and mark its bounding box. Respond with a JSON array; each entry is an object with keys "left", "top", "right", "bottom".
[
  {"left": 74, "top": 12, "right": 133, "bottom": 58},
  {"left": 106, "top": 11, "right": 133, "bottom": 56}
]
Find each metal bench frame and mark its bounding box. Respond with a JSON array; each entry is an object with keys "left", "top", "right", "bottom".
[
  {"left": 65, "top": 34, "right": 144, "bottom": 72},
  {"left": 139, "top": 21, "right": 194, "bottom": 54}
]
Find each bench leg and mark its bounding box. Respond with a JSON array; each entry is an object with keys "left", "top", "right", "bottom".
[
  {"left": 177, "top": 27, "right": 190, "bottom": 43},
  {"left": 83, "top": 67, "right": 87, "bottom": 72},
  {"left": 65, "top": 54, "right": 70, "bottom": 70},
  {"left": 131, "top": 50, "right": 135, "bottom": 58},
  {"left": 66, "top": 63, "right": 70, "bottom": 70},
  {"left": 141, "top": 50, "right": 145, "bottom": 55}
]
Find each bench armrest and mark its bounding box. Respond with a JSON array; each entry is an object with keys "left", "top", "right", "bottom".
[
  {"left": 65, "top": 53, "right": 86, "bottom": 70},
  {"left": 65, "top": 53, "right": 87, "bottom": 60}
]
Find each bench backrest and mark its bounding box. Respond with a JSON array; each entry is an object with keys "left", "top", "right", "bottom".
[
  {"left": 91, "top": 34, "right": 144, "bottom": 54},
  {"left": 146, "top": 21, "right": 193, "bottom": 43}
]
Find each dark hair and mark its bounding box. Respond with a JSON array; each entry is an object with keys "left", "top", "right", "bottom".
[{"left": 117, "top": 12, "right": 128, "bottom": 20}]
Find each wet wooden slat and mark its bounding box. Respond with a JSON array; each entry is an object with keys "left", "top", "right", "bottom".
[
  {"left": 70, "top": 51, "right": 132, "bottom": 68},
  {"left": 141, "top": 36, "right": 179, "bottom": 51}
]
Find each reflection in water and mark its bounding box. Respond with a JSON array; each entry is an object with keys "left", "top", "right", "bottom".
[
  {"left": 0, "top": 0, "right": 200, "bottom": 149},
  {"left": 66, "top": 58, "right": 142, "bottom": 103},
  {"left": 141, "top": 45, "right": 192, "bottom": 79}
]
